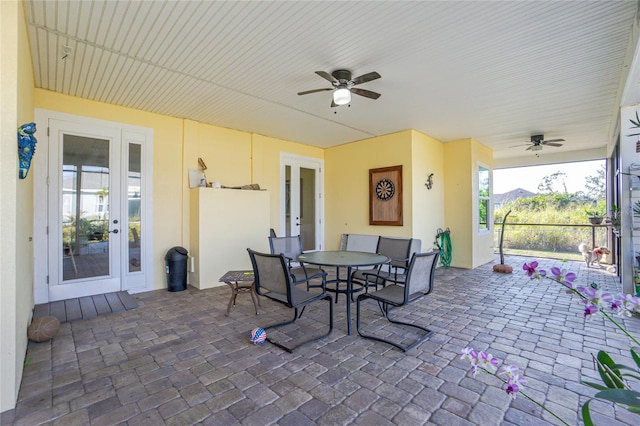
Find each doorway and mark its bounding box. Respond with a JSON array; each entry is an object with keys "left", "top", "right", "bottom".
[
  {"left": 280, "top": 154, "right": 324, "bottom": 251},
  {"left": 34, "top": 111, "right": 153, "bottom": 303}
]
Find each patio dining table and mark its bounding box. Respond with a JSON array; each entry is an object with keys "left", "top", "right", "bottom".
[{"left": 297, "top": 250, "right": 389, "bottom": 335}]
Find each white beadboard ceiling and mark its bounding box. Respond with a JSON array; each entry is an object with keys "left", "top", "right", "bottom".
[{"left": 24, "top": 0, "right": 640, "bottom": 166}]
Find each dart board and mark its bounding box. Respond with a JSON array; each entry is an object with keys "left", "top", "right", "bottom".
[{"left": 369, "top": 165, "right": 403, "bottom": 226}]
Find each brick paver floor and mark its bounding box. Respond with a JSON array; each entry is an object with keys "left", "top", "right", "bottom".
[{"left": 2, "top": 255, "right": 639, "bottom": 425}]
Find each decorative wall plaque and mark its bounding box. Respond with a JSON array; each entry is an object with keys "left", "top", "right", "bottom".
[{"left": 369, "top": 165, "right": 402, "bottom": 225}]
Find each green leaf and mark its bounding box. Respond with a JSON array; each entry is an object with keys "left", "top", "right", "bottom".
[
  {"left": 582, "top": 381, "right": 609, "bottom": 391},
  {"left": 594, "top": 389, "right": 640, "bottom": 407},
  {"left": 621, "top": 373, "right": 640, "bottom": 381},
  {"left": 596, "top": 351, "right": 625, "bottom": 389},
  {"left": 631, "top": 347, "right": 640, "bottom": 369},
  {"left": 582, "top": 400, "right": 594, "bottom": 426}
]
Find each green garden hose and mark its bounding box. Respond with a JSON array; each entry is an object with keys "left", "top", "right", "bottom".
[{"left": 435, "top": 228, "right": 452, "bottom": 268}]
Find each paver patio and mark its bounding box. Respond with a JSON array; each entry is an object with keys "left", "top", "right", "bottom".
[{"left": 2, "top": 255, "right": 639, "bottom": 425}]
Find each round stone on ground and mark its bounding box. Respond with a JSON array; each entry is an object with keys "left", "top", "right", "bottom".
[{"left": 27, "top": 316, "right": 60, "bottom": 342}]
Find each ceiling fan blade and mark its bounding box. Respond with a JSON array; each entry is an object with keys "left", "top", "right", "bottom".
[
  {"left": 509, "top": 143, "right": 530, "bottom": 148},
  {"left": 331, "top": 99, "right": 338, "bottom": 108},
  {"left": 525, "top": 146, "right": 533, "bottom": 151},
  {"left": 315, "top": 71, "right": 337, "bottom": 83},
  {"left": 350, "top": 87, "right": 381, "bottom": 99},
  {"left": 541, "top": 138, "right": 565, "bottom": 143},
  {"left": 297, "top": 88, "right": 333, "bottom": 96},
  {"left": 352, "top": 71, "right": 381, "bottom": 85},
  {"left": 543, "top": 142, "right": 563, "bottom": 147}
]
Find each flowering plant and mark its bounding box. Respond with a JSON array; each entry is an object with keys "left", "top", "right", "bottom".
[
  {"left": 460, "top": 346, "right": 570, "bottom": 425},
  {"left": 461, "top": 260, "right": 640, "bottom": 425}
]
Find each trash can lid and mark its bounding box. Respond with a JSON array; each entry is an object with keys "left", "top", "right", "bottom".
[{"left": 165, "top": 246, "right": 188, "bottom": 260}]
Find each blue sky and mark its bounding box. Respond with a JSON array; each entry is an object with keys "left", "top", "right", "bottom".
[{"left": 494, "top": 160, "right": 605, "bottom": 195}]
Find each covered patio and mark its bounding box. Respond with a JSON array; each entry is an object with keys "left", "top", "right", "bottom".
[{"left": 3, "top": 256, "right": 637, "bottom": 425}]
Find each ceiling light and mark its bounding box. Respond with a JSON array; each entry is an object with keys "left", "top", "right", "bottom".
[
  {"left": 531, "top": 145, "right": 542, "bottom": 152},
  {"left": 333, "top": 87, "right": 351, "bottom": 105}
]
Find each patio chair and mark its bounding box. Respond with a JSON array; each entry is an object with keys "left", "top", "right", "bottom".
[
  {"left": 356, "top": 250, "right": 440, "bottom": 352},
  {"left": 247, "top": 248, "right": 333, "bottom": 352},
  {"left": 352, "top": 236, "right": 413, "bottom": 293},
  {"left": 268, "top": 235, "right": 326, "bottom": 290}
]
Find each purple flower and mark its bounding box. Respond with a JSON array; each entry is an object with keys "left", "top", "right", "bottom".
[
  {"left": 506, "top": 382, "right": 520, "bottom": 397},
  {"left": 523, "top": 262, "right": 546, "bottom": 279},
  {"left": 616, "top": 293, "right": 640, "bottom": 317},
  {"left": 550, "top": 267, "right": 577, "bottom": 286},
  {"left": 460, "top": 347, "right": 477, "bottom": 362},
  {"left": 477, "top": 351, "right": 500, "bottom": 372},
  {"left": 584, "top": 303, "right": 599, "bottom": 318}
]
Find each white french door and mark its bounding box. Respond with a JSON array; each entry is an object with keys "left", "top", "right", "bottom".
[
  {"left": 280, "top": 154, "right": 324, "bottom": 251},
  {"left": 34, "top": 111, "right": 153, "bottom": 303}
]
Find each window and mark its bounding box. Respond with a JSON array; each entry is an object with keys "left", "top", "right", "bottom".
[{"left": 478, "top": 165, "right": 490, "bottom": 231}]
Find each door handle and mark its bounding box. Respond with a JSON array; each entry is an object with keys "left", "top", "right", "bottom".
[{"left": 109, "top": 229, "right": 119, "bottom": 234}]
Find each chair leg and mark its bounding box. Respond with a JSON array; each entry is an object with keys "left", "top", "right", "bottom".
[
  {"left": 263, "top": 295, "right": 333, "bottom": 353},
  {"left": 356, "top": 295, "right": 433, "bottom": 352}
]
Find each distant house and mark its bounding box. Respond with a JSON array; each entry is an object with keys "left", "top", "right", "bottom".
[{"left": 494, "top": 188, "right": 537, "bottom": 210}]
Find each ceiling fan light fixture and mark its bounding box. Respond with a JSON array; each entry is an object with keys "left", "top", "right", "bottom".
[
  {"left": 333, "top": 87, "right": 351, "bottom": 105},
  {"left": 531, "top": 145, "right": 542, "bottom": 152}
]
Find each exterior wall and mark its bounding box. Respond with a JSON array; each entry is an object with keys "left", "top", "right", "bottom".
[
  {"left": 410, "top": 130, "right": 445, "bottom": 251},
  {"left": 1, "top": 0, "right": 35, "bottom": 412},
  {"left": 444, "top": 140, "right": 474, "bottom": 268},
  {"left": 35, "top": 90, "right": 184, "bottom": 294},
  {"left": 472, "top": 139, "right": 495, "bottom": 268},
  {"left": 324, "top": 131, "right": 414, "bottom": 250},
  {"left": 443, "top": 138, "right": 495, "bottom": 269},
  {"left": 33, "top": 92, "right": 326, "bottom": 295},
  {"left": 250, "top": 133, "right": 324, "bottom": 237}
]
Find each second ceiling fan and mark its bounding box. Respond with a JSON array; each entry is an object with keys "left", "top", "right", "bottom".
[
  {"left": 512, "top": 134, "right": 565, "bottom": 152},
  {"left": 298, "top": 69, "right": 381, "bottom": 107}
]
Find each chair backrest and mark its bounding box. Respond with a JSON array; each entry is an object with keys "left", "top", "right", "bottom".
[
  {"left": 403, "top": 250, "right": 440, "bottom": 301},
  {"left": 377, "top": 237, "right": 413, "bottom": 269},
  {"left": 269, "top": 235, "right": 303, "bottom": 260},
  {"left": 247, "top": 248, "right": 293, "bottom": 305}
]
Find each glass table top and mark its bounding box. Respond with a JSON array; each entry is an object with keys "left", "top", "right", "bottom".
[{"left": 297, "top": 250, "right": 389, "bottom": 267}]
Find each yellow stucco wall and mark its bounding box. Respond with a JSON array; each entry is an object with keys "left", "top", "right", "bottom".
[
  {"left": 1, "top": 0, "right": 35, "bottom": 412},
  {"left": 324, "top": 130, "right": 414, "bottom": 250},
  {"left": 35, "top": 90, "right": 187, "bottom": 294},
  {"left": 410, "top": 130, "right": 445, "bottom": 251},
  {"left": 251, "top": 133, "right": 324, "bottom": 236},
  {"left": 444, "top": 138, "right": 494, "bottom": 269},
  {"left": 33, "top": 91, "right": 326, "bottom": 294},
  {"left": 444, "top": 140, "right": 473, "bottom": 268}
]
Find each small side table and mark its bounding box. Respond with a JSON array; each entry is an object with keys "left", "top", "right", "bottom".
[{"left": 219, "top": 270, "right": 261, "bottom": 316}]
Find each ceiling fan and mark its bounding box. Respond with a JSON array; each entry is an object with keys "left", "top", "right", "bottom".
[
  {"left": 512, "top": 134, "right": 565, "bottom": 152},
  {"left": 298, "top": 69, "right": 381, "bottom": 107}
]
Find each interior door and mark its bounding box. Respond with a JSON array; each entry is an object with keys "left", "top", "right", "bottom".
[
  {"left": 281, "top": 155, "right": 324, "bottom": 251},
  {"left": 47, "top": 120, "right": 122, "bottom": 300}
]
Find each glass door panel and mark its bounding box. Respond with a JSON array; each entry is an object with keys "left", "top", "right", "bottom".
[
  {"left": 128, "top": 143, "right": 142, "bottom": 272},
  {"left": 62, "top": 135, "right": 110, "bottom": 281}
]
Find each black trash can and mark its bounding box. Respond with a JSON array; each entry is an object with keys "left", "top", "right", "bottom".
[{"left": 165, "top": 246, "right": 188, "bottom": 292}]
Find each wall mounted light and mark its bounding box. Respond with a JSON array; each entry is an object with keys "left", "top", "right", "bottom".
[{"left": 333, "top": 87, "right": 351, "bottom": 105}]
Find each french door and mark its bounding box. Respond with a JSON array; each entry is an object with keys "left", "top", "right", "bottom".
[
  {"left": 280, "top": 154, "right": 324, "bottom": 251},
  {"left": 34, "top": 112, "right": 153, "bottom": 303}
]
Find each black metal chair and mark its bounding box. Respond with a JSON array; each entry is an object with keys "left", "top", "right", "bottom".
[
  {"left": 268, "top": 235, "right": 326, "bottom": 290},
  {"left": 247, "top": 249, "right": 333, "bottom": 352},
  {"left": 352, "top": 237, "right": 413, "bottom": 293},
  {"left": 356, "top": 250, "right": 440, "bottom": 352}
]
